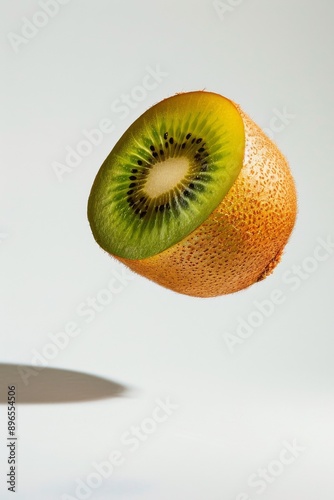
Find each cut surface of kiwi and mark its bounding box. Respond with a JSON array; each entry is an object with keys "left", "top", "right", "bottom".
[{"left": 88, "top": 92, "right": 245, "bottom": 259}]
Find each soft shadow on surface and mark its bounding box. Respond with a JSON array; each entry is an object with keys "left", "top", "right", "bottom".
[{"left": 0, "top": 364, "right": 130, "bottom": 404}]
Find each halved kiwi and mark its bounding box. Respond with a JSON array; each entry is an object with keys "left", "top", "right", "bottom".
[
  {"left": 88, "top": 92, "right": 245, "bottom": 260},
  {"left": 88, "top": 91, "right": 297, "bottom": 297}
]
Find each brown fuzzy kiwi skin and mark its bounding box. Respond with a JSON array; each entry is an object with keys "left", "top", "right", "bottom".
[{"left": 115, "top": 103, "right": 297, "bottom": 298}]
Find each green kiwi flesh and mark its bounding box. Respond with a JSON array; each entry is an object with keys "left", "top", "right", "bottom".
[{"left": 88, "top": 92, "right": 245, "bottom": 260}]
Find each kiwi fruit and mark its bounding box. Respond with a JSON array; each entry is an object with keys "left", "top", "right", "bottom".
[{"left": 88, "top": 91, "right": 297, "bottom": 298}]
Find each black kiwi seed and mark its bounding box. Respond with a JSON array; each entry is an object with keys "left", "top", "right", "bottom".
[
  {"left": 150, "top": 145, "right": 155, "bottom": 151},
  {"left": 169, "top": 137, "right": 174, "bottom": 144},
  {"left": 127, "top": 190, "right": 134, "bottom": 195},
  {"left": 182, "top": 143, "right": 186, "bottom": 149},
  {"left": 164, "top": 132, "right": 168, "bottom": 139},
  {"left": 137, "top": 160, "right": 142, "bottom": 165},
  {"left": 165, "top": 142, "right": 169, "bottom": 148},
  {"left": 131, "top": 168, "right": 138, "bottom": 173},
  {"left": 191, "top": 138, "right": 196, "bottom": 144},
  {"left": 159, "top": 205, "right": 165, "bottom": 212},
  {"left": 129, "top": 182, "right": 136, "bottom": 188},
  {"left": 129, "top": 175, "right": 137, "bottom": 180},
  {"left": 153, "top": 152, "right": 158, "bottom": 158},
  {"left": 198, "top": 147, "right": 205, "bottom": 153},
  {"left": 160, "top": 149, "right": 164, "bottom": 155},
  {"left": 186, "top": 133, "right": 191, "bottom": 140},
  {"left": 196, "top": 138, "right": 202, "bottom": 144}
]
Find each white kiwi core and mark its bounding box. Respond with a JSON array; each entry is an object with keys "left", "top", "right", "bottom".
[{"left": 143, "top": 157, "right": 189, "bottom": 198}]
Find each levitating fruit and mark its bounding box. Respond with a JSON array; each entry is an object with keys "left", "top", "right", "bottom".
[{"left": 88, "top": 91, "right": 297, "bottom": 297}]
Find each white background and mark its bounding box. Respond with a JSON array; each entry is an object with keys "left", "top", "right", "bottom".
[{"left": 1, "top": 0, "right": 334, "bottom": 499}]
